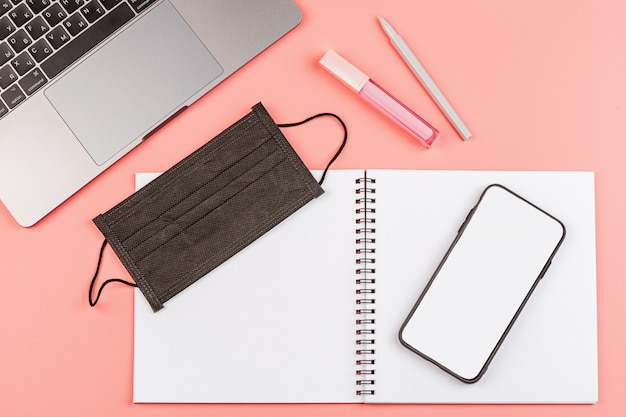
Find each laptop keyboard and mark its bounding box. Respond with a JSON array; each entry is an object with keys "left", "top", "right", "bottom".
[{"left": 0, "top": 0, "right": 157, "bottom": 119}]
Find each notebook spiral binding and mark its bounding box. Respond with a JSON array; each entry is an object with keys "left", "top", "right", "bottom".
[{"left": 355, "top": 175, "right": 376, "bottom": 396}]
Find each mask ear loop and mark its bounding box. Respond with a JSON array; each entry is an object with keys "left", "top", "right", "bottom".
[
  {"left": 88, "top": 239, "right": 138, "bottom": 307},
  {"left": 277, "top": 112, "right": 347, "bottom": 186}
]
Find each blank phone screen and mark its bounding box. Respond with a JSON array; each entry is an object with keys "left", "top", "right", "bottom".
[{"left": 400, "top": 184, "right": 566, "bottom": 383}]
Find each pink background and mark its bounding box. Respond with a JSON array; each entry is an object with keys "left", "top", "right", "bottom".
[{"left": 1, "top": 0, "right": 624, "bottom": 415}]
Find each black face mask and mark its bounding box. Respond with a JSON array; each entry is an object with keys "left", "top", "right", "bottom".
[{"left": 89, "top": 103, "right": 346, "bottom": 312}]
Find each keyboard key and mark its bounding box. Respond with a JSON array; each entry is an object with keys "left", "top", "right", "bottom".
[
  {"left": 7, "top": 28, "right": 31, "bottom": 53},
  {"left": 0, "top": 15, "right": 15, "bottom": 40},
  {"left": 28, "top": 37, "right": 52, "bottom": 62},
  {"left": 25, "top": 15, "right": 49, "bottom": 40},
  {"left": 0, "top": 1, "right": 11, "bottom": 17},
  {"left": 18, "top": 67, "right": 46, "bottom": 94},
  {"left": 45, "top": 25, "right": 70, "bottom": 49},
  {"left": 100, "top": 0, "right": 121, "bottom": 11},
  {"left": 43, "top": 3, "right": 67, "bottom": 27},
  {"left": 8, "top": 3, "right": 32, "bottom": 27},
  {"left": 10, "top": 50, "right": 35, "bottom": 75},
  {"left": 60, "top": 0, "right": 84, "bottom": 15},
  {"left": 26, "top": 0, "right": 51, "bottom": 14},
  {"left": 80, "top": 1, "right": 104, "bottom": 24},
  {"left": 41, "top": 3, "right": 133, "bottom": 79},
  {"left": 0, "top": 63, "right": 17, "bottom": 88},
  {"left": 0, "top": 41, "right": 13, "bottom": 65},
  {"left": 1, "top": 82, "right": 25, "bottom": 108},
  {"left": 63, "top": 12, "right": 87, "bottom": 36},
  {"left": 128, "top": 0, "right": 157, "bottom": 14},
  {"left": 0, "top": 100, "right": 8, "bottom": 119}
]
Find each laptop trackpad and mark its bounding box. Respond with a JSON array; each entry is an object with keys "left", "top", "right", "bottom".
[{"left": 46, "top": 1, "right": 223, "bottom": 166}]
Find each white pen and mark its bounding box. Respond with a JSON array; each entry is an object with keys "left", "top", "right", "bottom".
[{"left": 378, "top": 16, "right": 472, "bottom": 141}]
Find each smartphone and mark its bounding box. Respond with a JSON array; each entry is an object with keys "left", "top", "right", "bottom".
[{"left": 399, "top": 184, "right": 566, "bottom": 383}]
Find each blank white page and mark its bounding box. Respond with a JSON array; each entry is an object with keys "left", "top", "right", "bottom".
[
  {"left": 133, "top": 170, "right": 360, "bottom": 403},
  {"left": 369, "top": 170, "right": 597, "bottom": 404}
]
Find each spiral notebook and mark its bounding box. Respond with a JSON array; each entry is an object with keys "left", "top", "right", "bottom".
[{"left": 133, "top": 169, "right": 597, "bottom": 404}]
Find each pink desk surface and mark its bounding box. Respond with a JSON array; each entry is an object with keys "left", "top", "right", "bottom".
[{"left": 1, "top": 0, "right": 624, "bottom": 415}]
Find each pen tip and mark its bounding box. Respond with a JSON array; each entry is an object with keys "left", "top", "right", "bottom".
[{"left": 376, "top": 15, "right": 394, "bottom": 36}]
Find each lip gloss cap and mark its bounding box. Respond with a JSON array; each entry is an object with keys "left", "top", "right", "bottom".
[{"left": 319, "top": 50, "right": 369, "bottom": 93}]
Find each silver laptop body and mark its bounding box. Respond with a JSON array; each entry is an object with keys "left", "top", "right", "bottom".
[{"left": 0, "top": 0, "right": 302, "bottom": 227}]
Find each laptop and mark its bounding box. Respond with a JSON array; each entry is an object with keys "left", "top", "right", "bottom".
[{"left": 0, "top": 0, "right": 302, "bottom": 227}]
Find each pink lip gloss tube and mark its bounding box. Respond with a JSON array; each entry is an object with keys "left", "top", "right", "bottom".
[{"left": 319, "top": 49, "right": 439, "bottom": 149}]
